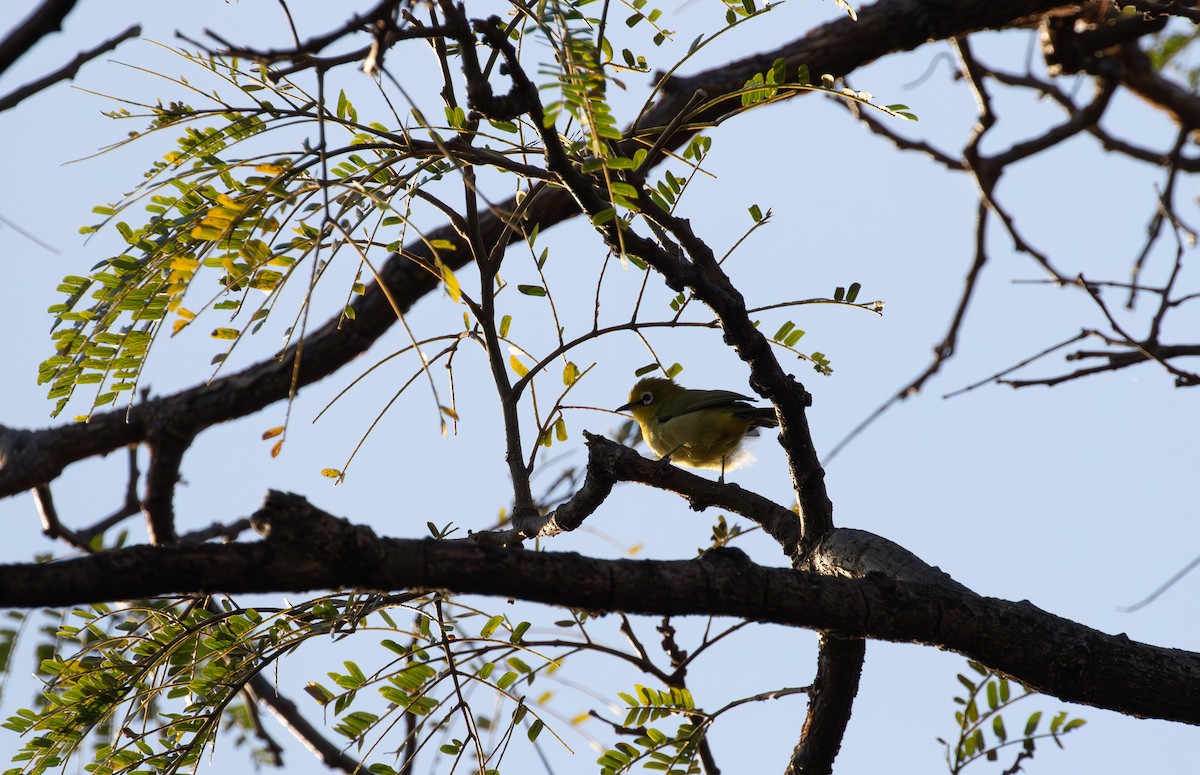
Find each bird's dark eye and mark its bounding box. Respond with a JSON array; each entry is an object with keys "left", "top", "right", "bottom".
[{"left": 640, "top": 391, "right": 653, "bottom": 405}]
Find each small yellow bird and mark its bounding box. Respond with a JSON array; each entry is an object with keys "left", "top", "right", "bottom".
[{"left": 617, "top": 377, "right": 778, "bottom": 478}]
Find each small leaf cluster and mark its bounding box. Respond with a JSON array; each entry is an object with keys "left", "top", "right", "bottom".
[
  {"left": 0, "top": 594, "right": 568, "bottom": 775},
  {"left": 597, "top": 684, "right": 702, "bottom": 775},
  {"left": 939, "top": 660, "right": 1086, "bottom": 774},
  {"left": 298, "top": 596, "right": 566, "bottom": 774},
  {"left": 3, "top": 599, "right": 286, "bottom": 774}
]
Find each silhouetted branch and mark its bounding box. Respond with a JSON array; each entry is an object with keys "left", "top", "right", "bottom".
[
  {"left": 0, "top": 23, "right": 140, "bottom": 113},
  {"left": 1, "top": 490, "right": 1196, "bottom": 727},
  {"left": 0, "top": 0, "right": 80, "bottom": 75}
]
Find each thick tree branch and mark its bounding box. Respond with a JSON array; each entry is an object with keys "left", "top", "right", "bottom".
[
  {"left": 788, "top": 636, "right": 865, "bottom": 775},
  {"left": 0, "top": 491, "right": 1196, "bottom": 727}
]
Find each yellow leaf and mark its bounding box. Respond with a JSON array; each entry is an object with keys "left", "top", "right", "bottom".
[
  {"left": 177, "top": 308, "right": 196, "bottom": 321},
  {"left": 509, "top": 355, "right": 528, "bottom": 378},
  {"left": 170, "top": 256, "right": 200, "bottom": 271},
  {"left": 249, "top": 270, "right": 283, "bottom": 291},
  {"left": 211, "top": 327, "right": 240, "bottom": 340},
  {"left": 270, "top": 440, "right": 283, "bottom": 458},
  {"left": 261, "top": 426, "right": 284, "bottom": 440},
  {"left": 440, "top": 262, "right": 461, "bottom": 303},
  {"left": 172, "top": 319, "right": 189, "bottom": 335},
  {"left": 217, "top": 193, "right": 242, "bottom": 209},
  {"left": 571, "top": 713, "right": 590, "bottom": 726},
  {"left": 256, "top": 163, "right": 286, "bottom": 175},
  {"left": 563, "top": 361, "right": 578, "bottom": 385},
  {"left": 240, "top": 239, "right": 271, "bottom": 263},
  {"left": 439, "top": 405, "right": 459, "bottom": 420},
  {"left": 429, "top": 239, "right": 457, "bottom": 250},
  {"left": 554, "top": 418, "right": 567, "bottom": 442},
  {"left": 201, "top": 207, "right": 237, "bottom": 227},
  {"left": 320, "top": 468, "right": 343, "bottom": 479},
  {"left": 190, "top": 225, "right": 224, "bottom": 241}
]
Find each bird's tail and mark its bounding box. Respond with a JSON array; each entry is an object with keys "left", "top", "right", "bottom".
[{"left": 736, "top": 406, "right": 779, "bottom": 429}]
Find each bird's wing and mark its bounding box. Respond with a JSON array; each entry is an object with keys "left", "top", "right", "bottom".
[{"left": 661, "top": 389, "right": 755, "bottom": 421}]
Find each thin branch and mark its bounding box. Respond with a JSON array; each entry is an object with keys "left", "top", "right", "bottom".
[
  {"left": 0, "top": 0, "right": 80, "bottom": 75},
  {"left": 76, "top": 445, "right": 142, "bottom": 544},
  {"left": 658, "top": 617, "right": 722, "bottom": 775},
  {"left": 1076, "top": 274, "right": 1200, "bottom": 386},
  {"left": 185, "top": 0, "right": 405, "bottom": 70},
  {"left": 0, "top": 24, "right": 141, "bottom": 113},
  {"left": 619, "top": 614, "right": 655, "bottom": 667},
  {"left": 435, "top": 597, "right": 488, "bottom": 772},
  {"left": 1130, "top": 127, "right": 1188, "bottom": 310},
  {"left": 246, "top": 671, "right": 366, "bottom": 773},
  {"left": 1119, "top": 554, "right": 1200, "bottom": 612},
  {"left": 956, "top": 36, "right": 1070, "bottom": 284},
  {"left": 237, "top": 680, "right": 286, "bottom": 767},
  {"left": 943, "top": 331, "right": 1090, "bottom": 397},
  {"left": 32, "top": 484, "right": 91, "bottom": 551},
  {"left": 842, "top": 94, "right": 964, "bottom": 170},
  {"left": 178, "top": 518, "right": 254, "bottom": 544},
  {"left": 825, "top": 200, "right": 990, "bottom": 463},
  {"left": 710, "top": 685, "right": 811, "bottom": 717}
]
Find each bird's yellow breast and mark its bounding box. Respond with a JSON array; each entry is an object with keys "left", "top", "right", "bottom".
[{"left": 634, "top": 405, "right": 760, "bottom": 471}]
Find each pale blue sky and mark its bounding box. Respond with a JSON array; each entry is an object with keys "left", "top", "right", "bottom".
[{"left": 0, "top": 2, "right": 1196, "bottom": 773}]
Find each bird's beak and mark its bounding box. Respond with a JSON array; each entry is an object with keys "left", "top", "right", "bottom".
[{"left": 615, "top": 400, "right": 637, "bottom": 413}]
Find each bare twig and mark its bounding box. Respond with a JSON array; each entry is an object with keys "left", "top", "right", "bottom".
[
  {"left": 246, "top": 671, "right": 366, "bottom": 773},
  {"left": 76, "top": 445, "right": 142, "bottom": 545},
  {"left": 0, "top": 24, "right": 140, "bottom": 113},
  {"left": 0, "top": 0, "right": 81, "bottom": 75},
  {"left": 33, "top": 485, "right": 90, "bottom": 551},
  {"left": 826, "top": 201, "right": 990, "bottom": 463},
  {"left": 944, "top": 331, "right": 1089, "bottom": 397},
  {"left": 1119, "top": 554, "right": 1200, "bottom": 612}
]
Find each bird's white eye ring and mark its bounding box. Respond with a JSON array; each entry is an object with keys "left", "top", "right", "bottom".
[{"left": 640, "top": 391, "right": 653, "bottom": 405}]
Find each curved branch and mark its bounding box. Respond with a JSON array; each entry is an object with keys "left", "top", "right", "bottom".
[{"left": 495, "top": 433, "right": 802, "bottom": 554}]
